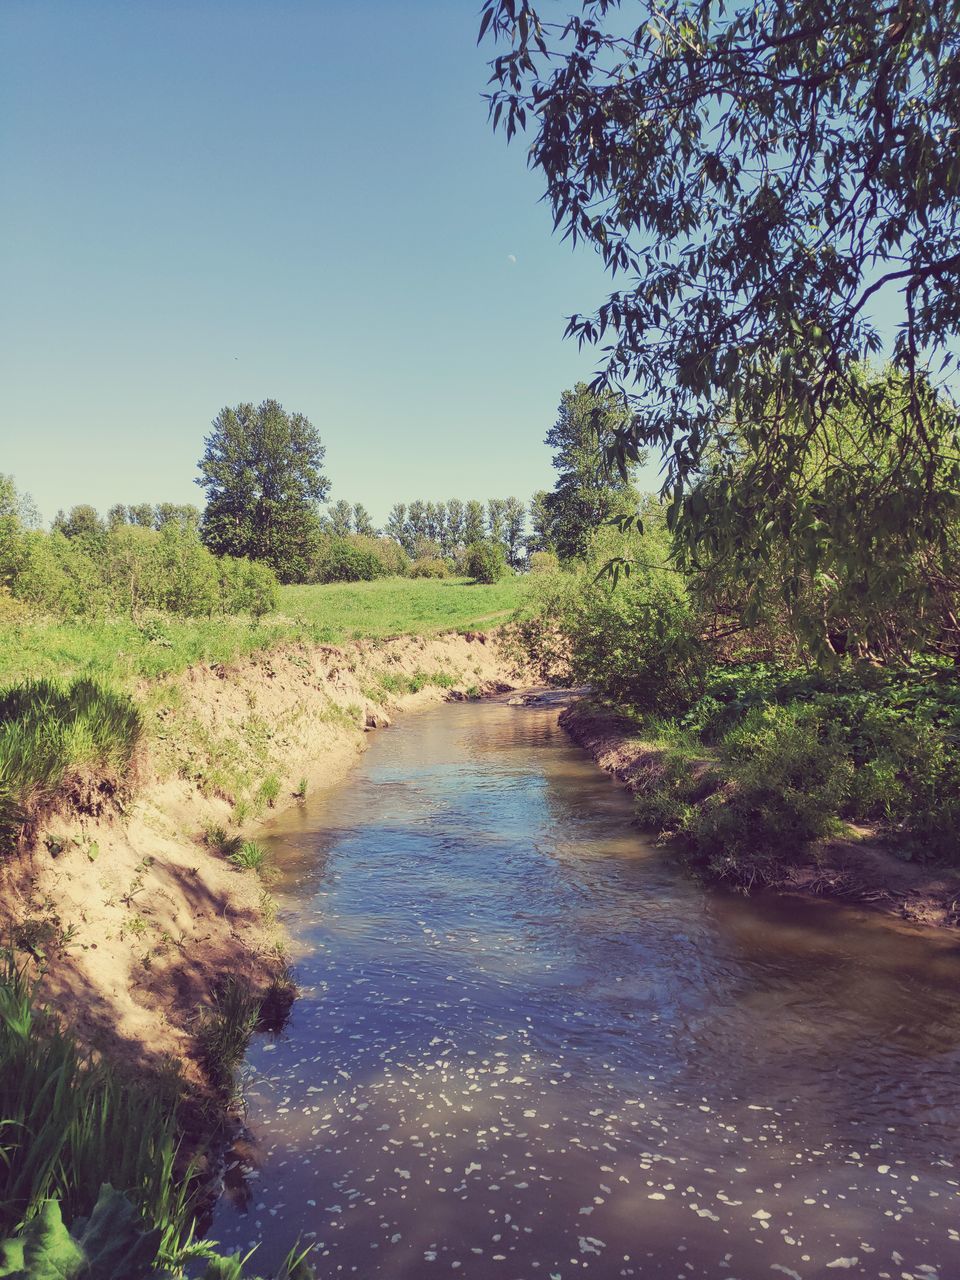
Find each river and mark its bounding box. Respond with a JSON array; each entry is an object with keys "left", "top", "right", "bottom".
[{"left": 210, "top": 695, "right": 960, "bottom": 1279}]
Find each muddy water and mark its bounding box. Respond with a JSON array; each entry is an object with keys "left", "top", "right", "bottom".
[{"left": 211, "top": 697, "right": 960, "bottom": 1279}]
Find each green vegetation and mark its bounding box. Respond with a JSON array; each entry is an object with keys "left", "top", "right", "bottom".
[
  {"left": 195, "top": 977, "right": 263, "bottom": 1097},
  {"left": 464, "top": 542, "right": 506, "bottom": 585},
  {"left": 483, "top": 1, "right": 960, "bottom": 593},
  {"left": 228, "top": 841, "right": 269, "bottom": 873},
  {"left": 0, "top": 955, "right": 186, "bottom": 1246},
  {"left": 0, "top": 679, "right": 142, "bottom": 854},
  {"left": 513, "top": 454, "right": 960, "bottom": 882},
  {"left": 0, "top": 957, "right": 312, "bottom": 1276},
  {"left": 198, "top": 400, "right": 329, "bottom": 584},
  {"left": 279, "top": 576, "right": 524, "bottom": 644}
]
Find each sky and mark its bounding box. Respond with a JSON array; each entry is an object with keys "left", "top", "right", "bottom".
[{"left": 1, "top": 0, "right": 660, "bottom": 527}]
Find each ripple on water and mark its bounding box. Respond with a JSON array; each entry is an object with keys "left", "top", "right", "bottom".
[{"left": 211, "top": 699, "right": 960, "bottom": 1279}]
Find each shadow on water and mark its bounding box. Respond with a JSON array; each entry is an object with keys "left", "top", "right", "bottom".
[{"left": 211, "top": 698, "right": 960, "bottom": 1279}]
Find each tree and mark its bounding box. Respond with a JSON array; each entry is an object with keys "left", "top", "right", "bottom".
[
  {"left": 385, "top": 503, "right": 410, "bottom": 551},
  {"left": 527, "top": 490, "right": 553, "bottom": 557},
  {"left": 502, "top": 496, "right": 527, "bottom": 569},
  {"left": 127, "top": 503, "right": 154, "bottom": 528},
  {"left": 154, "top": 502, "right": 200, "bottom": 530},
  {"left": 542, "top": 384, "right": 639, "bottom": 562},
  {"left": 445, "top": 499, "right": 465, "bottom": 553},
  {"left": 482, "top": 0, "right": 960, "bottom": 578},
  {"left": 198, "top": 400, "right": 328, "bottom": 583},
  {"left": 487, "top": 498, "right": 507, "bottom": 551},
  {"left": 464, "top": 500, "right": 486, "bottom": 547},
  {"left": 52, "top": 505, "right": 105, "bottom": 541},
  {"left": 328, "top": 499, "right": 354, "bottom": 538},
  {"left": 407, "top": 500, "right": 429, "bottom": 544},
  {"left": 353, "top": 502, "right": 376, "bottom": 537}
]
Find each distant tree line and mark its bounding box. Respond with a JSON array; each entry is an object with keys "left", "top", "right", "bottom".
[{"left": 2, "top": 385, "right": 634, "bottom": 608}]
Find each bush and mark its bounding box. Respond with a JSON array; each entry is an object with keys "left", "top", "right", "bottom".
[
  {"left": 409, "top": 557, "right": 448, "bottom": 579},
  {"left": 685, "top": 704, "right": 852, "bottom": 881},
  {"left": 465, "top": 542, "right": 506, "bottom": 584},
  {"left": 314, "top": 536, "right": 391, "bottom": 583},
  {"left": 218, "top": 556, "right": 279, "bottom": 619},
  {"left": 528, "top": 550, "right": 559, "bottom": 575}
]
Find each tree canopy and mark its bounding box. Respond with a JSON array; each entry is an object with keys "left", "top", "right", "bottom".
[
  {"left": 542, "top": 383, "right": 640, "bottom": 560},
  {"left": 197, "top": 400, "right": 329, "bottom": 583},
  {"left": 481, "top": 0, "right": 960, "bottom": 569}
]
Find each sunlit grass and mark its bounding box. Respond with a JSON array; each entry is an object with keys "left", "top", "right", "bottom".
[{"left": 0, "top": 577, "right": 525, "bottom": 689}]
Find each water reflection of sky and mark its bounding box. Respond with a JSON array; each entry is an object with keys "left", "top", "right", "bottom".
[{"left": 211, "top": 699, "right": 960, "bottom": 1279}]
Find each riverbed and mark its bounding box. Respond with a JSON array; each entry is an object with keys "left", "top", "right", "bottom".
[{"left": 210, "top": 696, "right": 960, "bottom": 1279}]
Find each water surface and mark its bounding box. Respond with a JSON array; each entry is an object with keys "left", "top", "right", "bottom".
[{"left": 212, "top": 697, "right": 960, "bottom": 1279}]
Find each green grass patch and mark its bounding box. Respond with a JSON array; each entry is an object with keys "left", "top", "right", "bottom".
[
  {"left": 0, "top": 678, "right": 142, "bottom": 853},
  {"left": 278, "top": 576, "right": 525, "bottom": 644},
  {"left": 0, "top": 954, "right": 188, "bottom": 1245},
  {"left": 0, "top": 578, "right": 524, "bottom": 692}
]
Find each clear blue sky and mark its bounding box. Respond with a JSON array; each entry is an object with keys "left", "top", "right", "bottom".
[{"left": 1, "top": 0, "right": 658, "bottom": 526}]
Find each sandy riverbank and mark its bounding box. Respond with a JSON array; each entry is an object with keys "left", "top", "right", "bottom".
[{"left": 0, "top": 631, "right": 522, "bottom": 1086}]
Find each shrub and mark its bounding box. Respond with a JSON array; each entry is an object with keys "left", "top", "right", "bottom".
[
  {"left": 314, "top": 537, "right": 388, "bottom": 583},
  {"left": 465, "top": 541, "right": 506, "bottom": 584},
  {"left": 218, "top": 556, "right": 279, "bottom": 619},
  {"left": 686, "top": 704, "right": 852, "bottom": 881},
  {"left": 409, "top": 557, "right": 448, "bottom": 579},
  {"left": 528, "top": 550, "right": 559, "bottom": 575}
]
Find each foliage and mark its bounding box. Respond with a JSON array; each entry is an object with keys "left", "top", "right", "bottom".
[
  {"left": 0, "top": 957, "right": 187, "bottom": 1248},
  {"left": 527, "top": 551, "right": 558, "bottom": 575},
  {"left": 482, "top": 0, "right": 960, "bottom": 583},
  {"left": 686, "top": 705, "right": 852, "bottom": 882},
  {"left": 541, "top": 384, "right": 641, "bottom": 562},
  {"left": 313, "top": 534, "right": 406, "bottom": 584},
  {"left": 228, "top": 841, "right": 268, "bottom": 873},
  {"left": 408, "top": 557, "right": 448, "bottom": 579},
  {"left": 198, "top": 401, "right": 328, "bottom": 583},
  {"left": 0, "top": 1183, "right": 315, "bottom": 1279},
  {"left": 0, "top": 678, "right": 142, "bottom": 854},
  {"left": 465, "top": 542, "right": 506, "bottom": 585},
  {"left": 195, "top": 978, "right": 262, "bottom": 1097},
  {"left": 0, "top": 514, "right": 278, "bottom": 623}
]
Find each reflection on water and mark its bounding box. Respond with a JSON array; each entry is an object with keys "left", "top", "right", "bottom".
[{"left": 211, "top": 699, "right": 960, "bottom": 1278}]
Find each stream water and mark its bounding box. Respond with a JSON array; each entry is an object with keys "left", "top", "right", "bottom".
[{"left": 210, "top": 696, "right": 960, "bottom": 1279}]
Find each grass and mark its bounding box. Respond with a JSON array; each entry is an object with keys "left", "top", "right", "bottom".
[
  {"left": 0, "top": 677, "right": 142, "bottom": 854},
  {"left": 0, "top": 953, "right": 189, "bottom": 1245},
  {"left": 278, "top": 575, "right": 526, "bottom": 643},
  {"left": 0, "top": 577, "right": 526, "bottom": 689},
  {"left": 228, "top": 840, "right": 269, "bottom": 873},
  {"left": 195, "top": 976, "right": 262, "bottom": 1097}
]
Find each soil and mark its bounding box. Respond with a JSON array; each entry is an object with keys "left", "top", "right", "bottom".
[
  {"left": 0, "top": 630, "right": 524, "bottom": 1087},
  {"left": 559, "top": 699, "right": 960, "bottom": 931}
]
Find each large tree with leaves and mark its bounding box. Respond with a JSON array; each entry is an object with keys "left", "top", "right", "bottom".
[
  {"left": 542, "top": 383, "right": 640, "bottom": 561},
  {"left": 197, "top": 400, "right": 329, "bottom": 583},
  {"left": 481, "top": 0, "right": 960, "bottom": 575}
]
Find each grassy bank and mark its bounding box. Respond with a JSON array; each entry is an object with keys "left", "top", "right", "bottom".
[
  {"left": 0, "top": 577, "right": 526, "bottom": 688},
  {"left": 580, "top": 661, "right": 960, "bottom": 886}
]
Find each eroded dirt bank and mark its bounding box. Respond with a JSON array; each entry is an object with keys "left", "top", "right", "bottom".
[
  {"left": 560, "top": 699, "right": 960, "bottom": 930},
  {"left": 0, "top": 631, "right": 521, "bottom": 1082}
]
